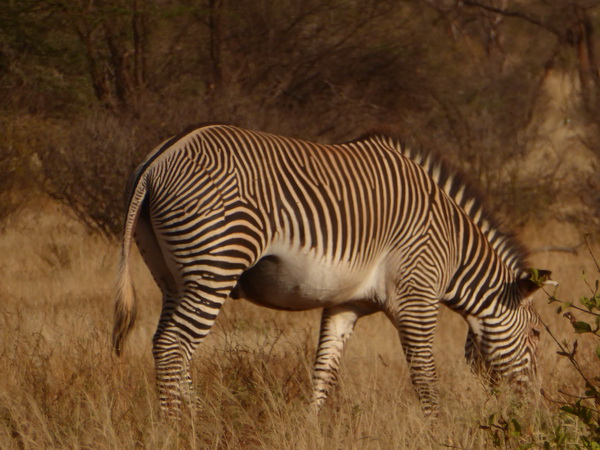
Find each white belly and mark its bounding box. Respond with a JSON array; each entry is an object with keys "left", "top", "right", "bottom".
[{"left": 231, "top": 246, "right": 387, "bottom": 310}]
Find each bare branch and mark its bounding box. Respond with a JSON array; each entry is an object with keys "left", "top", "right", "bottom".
[
  {"left": 530, "top": 246, "right": 580, "bottom": 255},
  {"left": 460, "top": 0, "right": 560, "bottom": 35}
]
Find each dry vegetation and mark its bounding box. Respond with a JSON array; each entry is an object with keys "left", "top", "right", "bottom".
[
  {"left": 0, "top": 201, "right": 597, "bottom": 448},
  {"left": 1, "top": 0, "right": 600, "bottom": 448}
]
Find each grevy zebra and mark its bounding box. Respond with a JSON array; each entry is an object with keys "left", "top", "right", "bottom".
[{"left": 113, "top": 124, "right": 549, "bottom": 417}]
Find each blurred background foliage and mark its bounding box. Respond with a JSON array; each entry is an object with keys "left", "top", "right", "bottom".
[{"left": 1, "top": 0, "right": 599, "bottom": 237}]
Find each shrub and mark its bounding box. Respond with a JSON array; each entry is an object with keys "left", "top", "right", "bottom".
[
  {"left": 0, "top": 115, "right": 40, "bottom": 231},
  {"left": 0, "top": 147, "right": 23, "bottom": 231},
  {"left": 481, "top": 240, "right": 600, "bottom": 448},
  {"left": 543, "top": 240, "right": 600, "bottom": 448},
  {"left": 38, "top": 111, "right": 140, "bottom": 238}
]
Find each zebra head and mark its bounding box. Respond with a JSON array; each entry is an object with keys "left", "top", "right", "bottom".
[{"left": 465, "top": 268, "right": 551, "bottom": 389}]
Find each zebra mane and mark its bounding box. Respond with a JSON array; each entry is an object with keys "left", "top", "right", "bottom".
[{"left": 366, "top": 134, "right": 528, "bottom": 273}]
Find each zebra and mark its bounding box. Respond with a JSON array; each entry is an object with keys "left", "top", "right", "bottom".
[{"left": 112, "top": 124, "right": 550, "bottom": 417}]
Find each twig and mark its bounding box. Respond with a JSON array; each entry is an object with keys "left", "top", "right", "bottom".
[
  {"left": 538, "top": 316, "right": 594, "bottom": 388},
  {"left": 584, "top": 234, "right": 600, "bottom": 274},
  {"left": 558, "top": 389, "right": 600, "bottom": 403},
  {"left": 540, "top": 388, "right": 570, "bottom": 406},
  {"left": 530, "top": 246, "right": 579, "bottom": 255},
  {"left": 543, "top": 284, "right": 600, "bottom": 317},
  {"left": 460, "top": 0, "right": 559, "bottom": 34}
]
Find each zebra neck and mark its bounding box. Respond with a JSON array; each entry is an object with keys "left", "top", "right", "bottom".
[
  {"left": 441, "top": 211, "right": 519, "bottom": 315},
  {"left": 384, "top": 137, "right": 526, "bottom": 273}
]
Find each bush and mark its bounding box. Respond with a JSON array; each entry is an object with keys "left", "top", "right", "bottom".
[
  {"left": 543, "top": 240, "right": 600, "bottom": 448},
  {"left": 0, "top": 115, "right": 40, "bottom": 231},
  {"left": 481, "top": 241, "right": 600, "bottom": 448},
  {"left": 0, "top": 150, "right": 22, "bottom": 231},
  {"left": 38, "top": 111, "right": 140, "bottom": 238},
  {"left": 2, "top": 1, "right": 599, "bottom": 236}
]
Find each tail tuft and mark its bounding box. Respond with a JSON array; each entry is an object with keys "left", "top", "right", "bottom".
[{"left": 112, "top": 261, "right": 137, "bottom": 356}]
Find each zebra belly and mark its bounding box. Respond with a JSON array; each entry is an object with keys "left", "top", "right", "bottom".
[{"left": 231, "top": 250, "right": 387, "bottom": 311}]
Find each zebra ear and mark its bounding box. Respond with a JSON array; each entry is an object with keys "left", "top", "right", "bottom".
[{"left": 517, "top": 269, "right": 553, "bottom": 298}]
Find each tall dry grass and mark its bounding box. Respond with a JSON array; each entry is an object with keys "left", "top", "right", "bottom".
[{"left": 0, "top": 199, "right": 597, "bottom": 448}]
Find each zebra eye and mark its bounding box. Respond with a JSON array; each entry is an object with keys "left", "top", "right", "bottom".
[{"left": 531, "top": 327, "right": 541, "bottom": 339}]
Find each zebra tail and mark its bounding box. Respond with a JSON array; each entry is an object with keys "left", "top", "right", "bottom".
[{"left": 112, "top": 175, "right": 147, "bottom": 357}]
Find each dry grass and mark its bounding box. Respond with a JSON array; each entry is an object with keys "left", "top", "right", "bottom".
[{"left": 0, "top": 199, "right": 597, "bottom": 448}]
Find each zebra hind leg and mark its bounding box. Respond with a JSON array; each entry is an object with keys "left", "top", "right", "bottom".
[
  {"left": 311, "top": 305, "right": 366, "bottom": 412},
  {"left": 133, "top": 207, "right": 202, "bottom": 416},
  {"left": 152, "top": 318, "right": 198, "bottom": 417},
  {"left": 152, "top": 276, "right": 239, "bottom": 417}
]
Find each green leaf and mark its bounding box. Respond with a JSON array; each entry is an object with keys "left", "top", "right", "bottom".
[
  {"left": 584, "top": 386, "right": 598, "bottom": 397},
  {"left": 580, "top": 296, "right": 593, "bottom": 311},
  {"left": 589, "top": 441, "right": 600, "bottom": 450},
  {"left": 510, "top": 418, "right": 522, "bottom": 437},
  {"left": 553, "top": 425, "right": 568, "bottom": 446},
  {"left": 573, "top": 321, "right": 593, "bottom": 333},
  {"left": 596, "top": 345, "right": 600, "bottom": 360},
  {"left": 561, "top": 405, "right": 573, "bottom": 414},
  {"left": 556, "top": 302, "right": 572, "bottom": 313}
]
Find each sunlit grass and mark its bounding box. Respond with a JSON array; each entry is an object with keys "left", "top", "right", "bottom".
[{"left": 0, "top": 200, "right": 597, "bottom": 448}]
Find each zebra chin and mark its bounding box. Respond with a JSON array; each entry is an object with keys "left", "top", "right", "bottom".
[
  {"left": 466, "top": 346, "right": 540, "bottom": 394},
  {"left": 487, "top": 357, "right": 540, "bottom": 396},
  {"left": 507, "top": 355, "right": 540, "bottom": 390}
]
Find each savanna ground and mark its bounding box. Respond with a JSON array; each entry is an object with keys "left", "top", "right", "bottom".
[
  {"left": 0, "top": 200, "right": 598, "bottom": 448},
  {"left": 2, "top": 1, "right": 600, "bottom": 447}
]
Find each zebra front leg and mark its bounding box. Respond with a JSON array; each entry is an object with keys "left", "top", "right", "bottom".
[
  {"left": 389, "top": 300, "right": 440, "bottom": 417},
  {"left": 464, "top": 327, "right": 491, "bottom": 381},
  {"left": 311, "top": 306, "right": 363, "bottom": 412}
]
